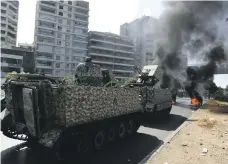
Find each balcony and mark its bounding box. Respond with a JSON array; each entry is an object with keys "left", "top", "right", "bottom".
[
  {"left": 36, "top": 57, "right": 55, "bottom": 62},
  {"left": 36, "top": 64, "right": 53, "bottom": 69},
  {"left": 1, "top": 62, "right": 8, "bottom": 67},
  {"left": 40, "top": 1, "right": 56, "bottom": 7},
  {"left": 1, "top": 54, "right": 23, "bottom": 60},
  {"left": 1, "top": 62, "right": 21, "bottom": 68},
  {"left": 40, "top": 5, "right": 56, "bottom": 15},
  {"left": 90, "top": 52, "right": 134, "bottom": 61},
  {"left": 92, "top": 60, "right": 133, "bottom": 67},
  {"left": 89, "top": 45, "right": 133, "bottom": 54},
  {"left": 90, "top": 38, "right": 134, "bottom": 48}
]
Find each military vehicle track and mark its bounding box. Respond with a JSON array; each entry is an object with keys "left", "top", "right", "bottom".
[{"left": 53, "top": 113, "right": 141, "bottom": 159}]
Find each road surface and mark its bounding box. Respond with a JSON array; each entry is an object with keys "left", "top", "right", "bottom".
[{"left": 1, "top": 98, "right": 195, "bottom": 164}]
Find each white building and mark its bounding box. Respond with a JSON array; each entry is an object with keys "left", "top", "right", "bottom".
[
  {"left": 88, "top": 31, "right": 135, "bottom": 79},
  {"left": 1, "top": 0, "right": 19, "bottom": 48},
  {"left": 34, "top": 0, "right": 89, "bottom": 77},
  {"left": 120, "top": 16, "right": 158, "bottom": 69}
]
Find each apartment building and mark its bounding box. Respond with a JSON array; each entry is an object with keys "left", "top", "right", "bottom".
[
  {"left": 1, "top": 0, "right": 19, "bottom": 48},
  {"left": 34, "top": 0, "right": 89, "bottom": 77},
  {"left": 120, "top": 16, "right": 158, "bottom": 69},
  {"left": 88, "top": 31, "right": 135, "bottom": 79},
  {"left": 1, "top": 47, "right": 35, "bottom": 77}
]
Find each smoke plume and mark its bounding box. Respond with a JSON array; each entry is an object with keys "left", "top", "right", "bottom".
[{"left": 152, "top": 1, "right": 228, "bottom": 97}]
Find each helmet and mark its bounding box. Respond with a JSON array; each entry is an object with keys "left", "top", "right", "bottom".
[{"left": 85, "top": 57, "right": 92, "bottom": 62}]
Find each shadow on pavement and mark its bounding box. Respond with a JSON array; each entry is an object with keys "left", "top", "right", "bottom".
[
  {"left": 143, "top": 114, "right": 188, "bottom": 131},
  {"left": 1, "top": 133, "right": 162, "bottom": 164}
]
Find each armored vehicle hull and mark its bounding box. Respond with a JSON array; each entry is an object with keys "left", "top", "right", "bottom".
[{"left": 1, "top": 69, "right": 172, "bottom": 159}]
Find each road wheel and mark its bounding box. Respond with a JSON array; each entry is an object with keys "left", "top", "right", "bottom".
[
  {"left": 118, "top": 122, "right": 126, "bottom": 139},
  {"left": 77, "top": 134, "right": 91, "bottom": 154},
  {"left": 107, "top": 127, "right": 115, "bottom": 142},
  {"left": 94, "top": 130, "right": 105, "bottom": 150},
  {"left": 126, "top": 120, "right": 135, "bottom": 135}
]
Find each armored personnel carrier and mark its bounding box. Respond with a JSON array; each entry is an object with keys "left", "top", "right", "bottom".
[{"left": 1, "top": 59, "right": 172, "bottom": 159}]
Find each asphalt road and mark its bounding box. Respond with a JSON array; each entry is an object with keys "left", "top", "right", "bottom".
[{"left": 1, "top": 98, "right": 195, "bottom": 164}]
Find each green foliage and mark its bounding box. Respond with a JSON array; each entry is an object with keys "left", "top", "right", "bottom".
[
  {"left": 214, "top": 87, "right": 228, "bottom": 102},
  {"left": 4, "top": 71, "right": 18, "bottom": 79}
]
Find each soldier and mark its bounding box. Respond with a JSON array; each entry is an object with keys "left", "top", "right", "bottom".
[{"left": 75, "top": 57, "right": 103, "bottom": 86}]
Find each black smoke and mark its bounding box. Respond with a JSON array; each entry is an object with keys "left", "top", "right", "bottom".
[{"left": 153, "top": 1, "right": 228, "bottom": 100}]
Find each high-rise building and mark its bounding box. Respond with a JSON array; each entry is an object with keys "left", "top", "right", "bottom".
[
  {"left": 120, "top": 16, "right": 158, "bottom": 69},
  {"left": 88, "top": 31, "right": 135, "bottom": 79},
  {"left": 1, "top": 0, "right": 19, "bottom": 48},
  {"left": 1, "top": 47, "right": 35, "bottom": 77},
  {"left": 34, "top": 0, "right": 89, "bottom": 77}
]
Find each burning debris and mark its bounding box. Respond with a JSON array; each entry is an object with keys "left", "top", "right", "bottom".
[{"left": 152, "top": 1, "right": 228, "bottom": 104}]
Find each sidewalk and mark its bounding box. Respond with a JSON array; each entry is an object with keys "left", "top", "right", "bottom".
[{"left": 146, "top": 101, "right": 228, "bottom": 164}]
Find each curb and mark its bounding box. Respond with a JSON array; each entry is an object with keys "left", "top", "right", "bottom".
[{"left": 139, "top": 108, "right": 201, "bottom": 164}]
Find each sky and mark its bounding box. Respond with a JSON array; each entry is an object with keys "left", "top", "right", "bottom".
[{"left": 17, "top": 0, "right": 164, "bottom": 44}]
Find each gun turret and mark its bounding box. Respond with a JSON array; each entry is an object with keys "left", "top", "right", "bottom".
[{"left": 137, "top": 65, "right": 164, "bottom": 86}]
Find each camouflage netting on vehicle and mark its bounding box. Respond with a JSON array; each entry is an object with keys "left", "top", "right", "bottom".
[{"left": 52, "top": 86, "right": 143, "bottom": 127}]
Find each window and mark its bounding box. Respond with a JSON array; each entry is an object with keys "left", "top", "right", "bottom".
[
  {"left": 65, "top": 64, "right": 70, "bottom": 69},
  {"left": 55, "top": 71, "right": 60, "bottom": 76},
  {"left": 68, "top": 7, "right": 72, "bottom": 12},
  {"left": 9, "top": 5, "right": 17, "bottom": 13},
  {"left": 56, "top": 55, "right": 60, "bottom": 60},
  {"left": 7, "top": 32, "right": 16, "bottom": 38},
  {"left": 58, "top": 26, "right": 62, "bottom": 31},
  {"left": 1, "top": 17, "right": 6, "bottom": 21},
  {"left": 65, "top": 56, "right": 69, "bottom": 61},
  {"left": 65, "top": 34, "right": 70, "bottom": 40},
  {"left": 1, "top": 2, "right": 7, "bottom": 7},
  {"left": 58, "top": 19, "right": 62, "bottom": 24},
  {"left": 66, "top": 28, "right": 71, "bottom": 32},
  {"left": 59, "top": 12, "right": 63, "bottom": 16},
  {"left": 1, "top": 37, "right": 5, "bottom": 41},
  {"left": 40, "top": 6, "right": 55, "bottom": 14},
  {"left": 56, "top": 63, "right": 60, "bottom": 68},
  {"left": 57, "top": 40, "right": 61, "bottom": 45},
  {"left": 59, "top": 5, "right": 63, "bottom": 9},
  {"left": 66, "top": 42, "right": 70, "bottom": 47},
  {"left": 72, "top": 63, "right": 76, "bottom": 69},
  {"left": 40, "top": 21, "right": 54, "bottom": 28},
  {"left": 1, "top": 9, "right": 6, "bottom": 14},
  {"left": 67, "top": 20, "right": 71, "bottom": 25},
  {"left": 1, "top": 30, "right": 5, "bottom": 34},
  {"left": 68, "top": 13, "right": 71, "bottom": 18},
  {"left": 57, "top": 33, "right": 62, "bottom": 38},
  {"left": 39, "top": 28, "right": 54, "bottom": 36},
  {"left": 68, "top": 1, "right": 72, "bottom": 5}
]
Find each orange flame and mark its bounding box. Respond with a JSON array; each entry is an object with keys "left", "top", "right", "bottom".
[{"left": 191, "top": 97, "right": 200, "bottom": 106}]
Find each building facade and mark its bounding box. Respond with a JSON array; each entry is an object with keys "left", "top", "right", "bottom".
[
  {"left": 1, "top": 0, "right": 19, "bottom": 48},
  {"left": 88, "top": 31, "right": 135, "bottom": 79},
  {"left": 1, "top": 47, "right": 35, "bottom": 77},
  {"left": 120, "top": 16, "right": 158, "bottom": 69},
  {"left": 34, "top": 0, "right": 89, "bottom": 77}
]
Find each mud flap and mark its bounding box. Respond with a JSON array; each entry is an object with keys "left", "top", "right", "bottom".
[{"left": 22, "top": 87, "right": 40, "bottom": 138}]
